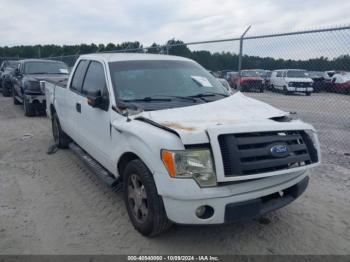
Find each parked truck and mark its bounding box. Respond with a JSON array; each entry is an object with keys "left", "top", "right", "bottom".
[
  {"left": 44, "top": 53, "right": 321, "bottom": 236},
  {"left": 12, "top": 59, "right": 69, "bottom": 116}
]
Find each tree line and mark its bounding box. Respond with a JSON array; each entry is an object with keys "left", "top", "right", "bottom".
[{"left": 1, "top": 39, "right": 349, "bottom": 71}]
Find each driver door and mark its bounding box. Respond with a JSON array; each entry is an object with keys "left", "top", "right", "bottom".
[{"left": 77, "top": 60, "right": 115, "bottom": 171}]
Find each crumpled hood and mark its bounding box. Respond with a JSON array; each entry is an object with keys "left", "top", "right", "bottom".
[{"left": 135, "top": 92, "right": 289, "bottom": 144}]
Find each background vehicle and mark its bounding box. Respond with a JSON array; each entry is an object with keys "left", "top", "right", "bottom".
[
  {"left": 12, "top": 59, "right": 69, "bottom": 116},
  {"left": 329, "top": 72, "right": 350, "bottom": 94},
  {"left": 0, "top": 60, "right": 20, "bottom": 97},
  {"left": 308, "top": 71, "right": 330, "bottom": 92},
  {"left": 262, "top": 70, "right": 272, "bottom": 89},
  {"left": 217, "top": 77, "right": 233, "bottom": 94},
  {"left": 270, "top": 69, "right": 314, "bottom": 95},
  {"left": 45, "top": 53, "right": 320, "bottom": 236},
  {"left": 233, "top": 70, "right": 264, "bottom": 92}
]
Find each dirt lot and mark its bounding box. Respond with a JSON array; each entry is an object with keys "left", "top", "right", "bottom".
[{"left": 0, "top": 92, "right": 349, "bottom": 255}]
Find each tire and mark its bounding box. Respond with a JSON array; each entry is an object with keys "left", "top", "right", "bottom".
[
  {"left": 260, "top": 86, "right": 264, "bottom": 93},
  {"left": 283, "top": 86, "right": 289, "bottom": 95},
  {"left": 2, "top": 88, "right": 10, "bottom": 97},
  {"left": 123, "top": 159, "right": 172, "bottom": 237},
  {"left": 13, "top": 88, "right": 21, "bottom": 105},
  {"left": 52, "top": 112, "right": 71, "bottom": 148},
  {"left": 306, "top": 92, "right": 311, "bottom": 96},
  {"left": 2, "top": 84, "right": 10, "bottom": 97},
  {"left": 23, "top": 97, "right": 35, "bottom": 117}
]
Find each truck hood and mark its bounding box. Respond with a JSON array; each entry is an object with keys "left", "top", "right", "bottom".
[
  {"left": 285, "top": 77, "right": 313, "bottom": 83},
  {"left": 135, "top": 92, "right": 289, "bottom": 144},
  {"left": 28, "top": 74, "right": 69, "bottom": 82},
  {"left": 240, "top": 76, "right": 262, "bottom": 82}
]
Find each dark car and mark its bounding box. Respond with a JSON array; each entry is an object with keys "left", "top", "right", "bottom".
[
  {"left": 0, "top": 60, "right": 19, "bottom": 96},
  {"left": 12, "top": 59, "right": 69, "bottom": 116},
  {"left": 308, "top": 71, "right": 330, "bottom": 92}
]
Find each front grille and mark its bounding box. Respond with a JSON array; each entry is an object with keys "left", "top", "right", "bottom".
[
  {"left": 291, "top": 82, "right": 311, "bottom": 87},
  {"left": 218, "top": 130, "right": 318, "bottom": 177},
  {"left": 244, "top": 80, "right": 262, "bottom": 88}
]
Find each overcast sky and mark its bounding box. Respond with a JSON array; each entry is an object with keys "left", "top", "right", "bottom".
[{"left": 0, "top": 0, "right": 349, "bottom": 48}]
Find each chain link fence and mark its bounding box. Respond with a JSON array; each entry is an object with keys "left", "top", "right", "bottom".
[{"left": 1, "top": 25, "right": 349, "bottom": 166}]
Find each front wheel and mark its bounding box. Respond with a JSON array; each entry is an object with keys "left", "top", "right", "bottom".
[
  {"left": 52, "top": 112, "right": 71, "bottom": 148},
  {"left": 306, "top": 92, "right": 311, "bottom": 96},
  {"left": 13, "top": 88, "right": 21, "bottom": 105},
  {"left": 123, "top": 159, "right": 172, "bottom": 237}
]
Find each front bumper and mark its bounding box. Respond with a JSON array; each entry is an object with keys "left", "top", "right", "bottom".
[
  {"left": 287, "top": 87, "right": 313, "bottom": 92},
  {"left": 162, "top": 172, "right": 308, "bottom": 224}
]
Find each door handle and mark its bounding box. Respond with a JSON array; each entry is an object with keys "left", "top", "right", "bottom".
[{"left": 76, "top": 103, "right": 81, "bottom": 113}]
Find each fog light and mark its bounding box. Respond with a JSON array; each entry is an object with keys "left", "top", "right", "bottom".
[
  {"left": 195, "top": 205, "right": 214, "bottom": 219},
  {"left": 196, "top": 206, "right": 206, "bottom": 218}
]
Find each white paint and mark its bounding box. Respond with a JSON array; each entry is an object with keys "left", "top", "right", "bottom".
[{"left": 45, "top": 53, "right": 321, "bottom": 225}]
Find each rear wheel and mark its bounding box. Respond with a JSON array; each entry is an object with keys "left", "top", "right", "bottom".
[
  {"left": 2, "top": 83, "right": 11, "bottom": 97},
  {"left": 52, "top": 112, "right": 71, "bottom": 148},
  {"left": 123, "top": 159, "right": 172, "bottom": 237}
]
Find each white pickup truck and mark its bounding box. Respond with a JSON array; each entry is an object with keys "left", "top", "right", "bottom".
[{"left": 44, "top": 53, "right": 321, "bottom": 236}]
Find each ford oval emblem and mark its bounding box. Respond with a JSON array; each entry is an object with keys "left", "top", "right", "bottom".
[{"left": 269, "top": 143, "right": 290, "bottom": 158}]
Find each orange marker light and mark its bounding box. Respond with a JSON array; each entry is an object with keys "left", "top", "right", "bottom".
[{"left": 161, "top": 150, "right": 176, "bottom": 177}]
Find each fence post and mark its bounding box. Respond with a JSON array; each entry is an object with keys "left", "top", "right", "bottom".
[{"left": 238, "top": 25, "right": 251, "bottom": 89}]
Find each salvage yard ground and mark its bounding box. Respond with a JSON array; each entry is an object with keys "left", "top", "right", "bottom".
[{"left": 0, "top": 92, "right": 349, "bottom": 254}]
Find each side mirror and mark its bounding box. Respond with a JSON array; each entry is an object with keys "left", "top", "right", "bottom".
[
  {"left": 15, "top": 68, "right": 21, "bottom": 76},
  {"left": 86, "top": 90, "right": 109, "bottom": 111}
]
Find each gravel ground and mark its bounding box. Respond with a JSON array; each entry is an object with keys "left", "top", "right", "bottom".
[{"left": 0, "top": 92, "right": 349, "bottom": 255}]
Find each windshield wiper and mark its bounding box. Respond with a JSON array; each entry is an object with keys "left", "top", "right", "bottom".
[
  {"left": 150, "top": 95, "right": 198, "bottom": 102},
  {"left": 190, "top": 92, "right": 229, "bottom": 98},
  {"left": 122, "top": 96, "right": 172, "bottom": 102}
]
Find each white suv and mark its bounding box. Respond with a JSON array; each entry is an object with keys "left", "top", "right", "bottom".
[{"left": 270, "top": 69, "right": 314, "bottom": 95}]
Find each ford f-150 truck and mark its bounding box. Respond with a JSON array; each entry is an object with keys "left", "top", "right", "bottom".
[
  {"left": 44, "top": 53, "right": 321, "bottom": 236},
  {"left": 12, "top": 59, "right": 69, "bottom": 116}
]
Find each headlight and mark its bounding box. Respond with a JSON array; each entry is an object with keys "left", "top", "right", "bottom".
[
  {"left": 303, "top": 129, "right": 321, "bottom": 163},
  {"left": 161, "top": 149, "right": 217, "bottom": 187}
]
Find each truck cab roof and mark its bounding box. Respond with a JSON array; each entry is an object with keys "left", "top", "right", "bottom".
[{"left": 78, "top": 53, "right": 193, "bottom": 63}]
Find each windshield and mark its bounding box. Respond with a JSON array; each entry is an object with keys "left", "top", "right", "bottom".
[
  {"left": 24, "top": 61, "right": 69, "bottom": 74},
  {"left": 241, "top": 70, "right": 259, "bottom": 77},
  {"left": 286, "top": 70, "right": 309, "bottom": 78},
  {"left": 7, "top": 61, "right": 19, "bottom": 69},
  {"left": 109, "top": 60, "right": 228, "bottom": 101},
  {"left": 309, "top": 71, "right": 325, "bottom": 77}
]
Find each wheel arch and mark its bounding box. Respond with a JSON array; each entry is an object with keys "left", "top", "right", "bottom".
[{"left": 117, "top": 152, "right": 144, "bottom": 180}]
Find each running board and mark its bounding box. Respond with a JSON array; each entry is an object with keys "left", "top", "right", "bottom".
[{"left": 69, "top": 142, "right": 122, "bottom": 192}]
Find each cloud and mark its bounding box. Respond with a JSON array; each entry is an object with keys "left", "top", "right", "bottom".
[{"left": 0, "top": 0, "right": 349, "bottom": 51}]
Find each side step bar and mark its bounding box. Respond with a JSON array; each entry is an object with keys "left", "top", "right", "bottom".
[{"left": 69, "top": 142, "right": 122, "bottom": 192}]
